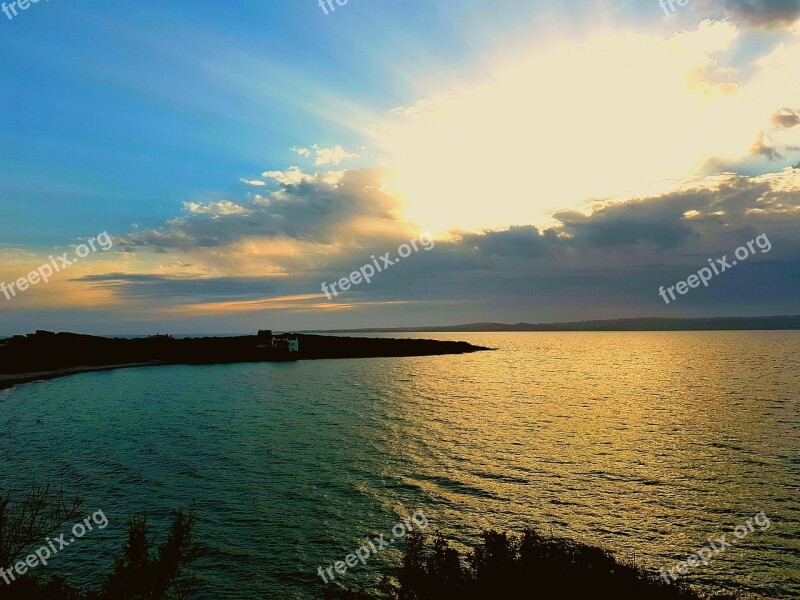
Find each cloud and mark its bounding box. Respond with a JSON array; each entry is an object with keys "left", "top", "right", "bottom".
[
  {"left": 457, "top": 226, "right": 556, "bottom": 259},
  {"left": 291, "top": 146, "right": 311, "bottom": 158},
  {"left": 118, "top": 169, "right": 413, "bottom": 264},
  {"left": 750, "top": 135, "right": 784, "bottom": 160},
  {"left": 183, "top": 200, "right": 250, "bottom": 216},
  {"left": 554, "top": 203, "right": 696, "bottom": 250},
  {"left": 80, "top": 165, "right": 800, "bottom": 326},
  {"left": 262, "top": 166, "right": 315, "bottom": 185},
  {"left": 175, "top": 293, "right": 327, "bottom": 313},
  {"left": 293, "top": 145, "right": 360, "bottom": 166},
  {"left": 721, "top": 0, "right": 800, "bottom": 28},
  {"left": 772, "top": 109, "right": 800, "bottom": 129},
  {"left": 240, "top": 178, "right": 266, "bottom": 186},
  {"left": 77, "top": 273, "right": 287, "bottom": 301}
]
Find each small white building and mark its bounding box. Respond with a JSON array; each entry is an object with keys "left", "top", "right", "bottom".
[{"left": 270, "top": 336, "right": 300, "bottom": 352}]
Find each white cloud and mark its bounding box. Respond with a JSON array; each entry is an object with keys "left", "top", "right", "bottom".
[
  {"left": 261, "top": 166, "right": 345, "bottom": 187},
  {"left": 262, "top": 166, "right": 315, "bottom": 185},
  {"left": 183, "top": 200, "right": 249, "bottom": 216},
  {"left": 293, "top": 144, "right": 360, "bottom": 166},
  {"left": 240, "top": 178, "right": 266, "bottom": 186}
]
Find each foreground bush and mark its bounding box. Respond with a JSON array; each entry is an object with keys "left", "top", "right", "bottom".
[
  {"left": 1, "top": 486, "right": 196, "bottom": 600},
  {"left": 326, "top": 528, "right": 747, "bottom": 600}
]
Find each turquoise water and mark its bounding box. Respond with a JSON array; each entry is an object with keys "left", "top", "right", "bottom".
[{"left": 0, "top": 332, "right": 798, "bottom": 598}]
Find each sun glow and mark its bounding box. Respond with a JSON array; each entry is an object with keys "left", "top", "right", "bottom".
[{"left": 371, "top": 21, "right": 796, "bottom": 233}]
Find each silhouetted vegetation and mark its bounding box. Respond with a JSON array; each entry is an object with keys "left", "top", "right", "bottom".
[
  {"left": 0, "top": 485, "right": 83, "bottom": 572},
  {"left": 4, "top": 488, "right": 757, "bottom": 598},
  {"left": 325, "top": 529, "right": 751, "bottom": 600},
  {"left": 1, "top": 486, "right": 196, "bottom": 600},
  {"left": 95, "top": 508, "right": 197, "bottom": 600}
]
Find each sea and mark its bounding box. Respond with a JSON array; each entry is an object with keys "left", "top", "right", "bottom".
[{"left": 0, "top": 332, "right": 798, "bottom": 599}]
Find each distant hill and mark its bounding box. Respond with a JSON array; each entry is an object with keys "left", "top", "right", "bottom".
[{"left": 311, "top": 314, "right": 800, "bottom": 333}]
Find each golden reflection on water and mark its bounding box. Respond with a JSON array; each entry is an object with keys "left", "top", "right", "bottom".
[{"left": 378, "top": 332, "right": 799, "bottom": 596}]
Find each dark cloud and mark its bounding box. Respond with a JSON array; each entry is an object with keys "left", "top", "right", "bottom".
[
  {"left": 404, "top": 176, "right": 800, "bottom": 315},
  {"left": 82, "top": 171, "right": 800, "bottom": 324},
  {"left": 772, "top": 109, "right": 800, "bottom": 129},
  {"left": 722, "top": 0, "right": 800, "bottom": 27},
  {"left": 751, "top": 138, "right": 783, "bottom": 161},
  {"left": 74, "top": 273, "right": 285, "bottom": 302},
  {"left": 553, "top": 192, "right": 702, "bottom": 249},
  {"left": 458, "top": 226, "right": 557, "bottom": 258},
  {"left": 119, "top": 169, "right": 407, "bottom": 252}
]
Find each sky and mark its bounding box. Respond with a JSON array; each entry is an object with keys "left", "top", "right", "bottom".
[{"left": 1, "top": 0, "right": 799, "bottom": 334}]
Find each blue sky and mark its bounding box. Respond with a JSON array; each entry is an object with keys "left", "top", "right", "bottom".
[{"left": 1, "top": 0, "right": 799, "bottom": 333}]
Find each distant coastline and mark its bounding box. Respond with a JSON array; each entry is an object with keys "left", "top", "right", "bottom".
[
  {"left": 0, "top": 331, "right": 489, "bottom": 390},
  {"left": 308, "top": 314, "right": 800, "bottom": 333}
]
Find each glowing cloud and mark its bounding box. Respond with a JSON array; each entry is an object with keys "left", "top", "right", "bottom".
[{"left": 372, "top": 21, "right": 800, "bottom": 233}]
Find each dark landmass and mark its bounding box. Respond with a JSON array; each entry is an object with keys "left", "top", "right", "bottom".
[
  {"left": 0, "top": 330, "right": 488, "bottom": 389},
  {"left": 312, "top": 314, "right": 800, "bottom": 333}
]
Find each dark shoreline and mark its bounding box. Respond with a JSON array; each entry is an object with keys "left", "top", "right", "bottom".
[
  {"left": 0, "top": 331, "right": 490, "bottom": 390},
  {"left": 0, "top": 362, "right": 164, "bottom": 390}
]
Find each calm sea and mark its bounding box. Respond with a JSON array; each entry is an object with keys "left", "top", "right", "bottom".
[{"left": 0, "top": 332, "right": 798, "bottom": 599}]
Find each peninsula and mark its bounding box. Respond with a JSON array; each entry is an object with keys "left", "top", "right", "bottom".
[{"left": 0, "top": 330, "right": 489, "bottom": 389}]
